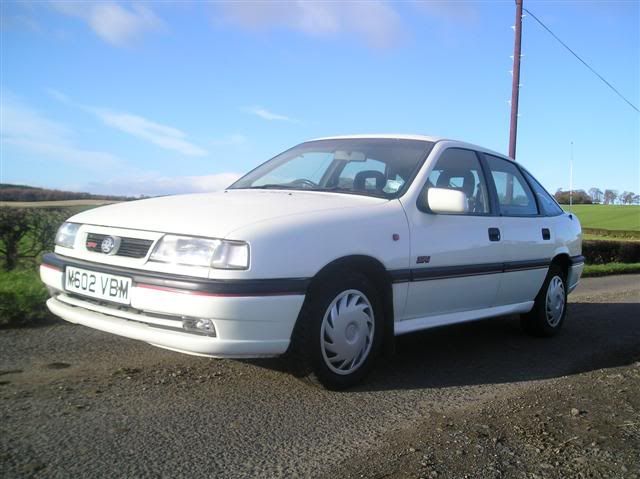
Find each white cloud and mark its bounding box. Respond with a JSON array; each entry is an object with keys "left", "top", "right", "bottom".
[
  {"left": 0, "top": 93, "right": 123, "bottom": 169},
  {"left": 46, "top": 89, "right": 207, "bottom": 156},
  {"left": 83, "top": 172, "right": 242, "bottom": 197},
  {"left": 51, "top": 1, "right": 163, "bottom": 46},
  {"left": 218, "top": 1, "right": 403, "bottom": 49},
  {"left": 245, "top": 106, "right": 295, "bottom": 122},
  {"left": 0, "top": 12, "right": 43, "bottom": 33},
  {"left": 93, "top": 109, "right": 208, "bottom": 156},
  {"left": 45, "top": 87, "right": 71, "bottom": 104}
]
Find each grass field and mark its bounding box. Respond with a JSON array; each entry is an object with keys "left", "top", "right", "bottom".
[
  {"left": 582, "top": 262, "right": 640, "bottom": 277},
  {"left": 565, "top": 204, "right": 640, "bottom": 231}
]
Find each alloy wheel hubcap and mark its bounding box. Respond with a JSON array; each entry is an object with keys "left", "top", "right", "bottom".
[
  {"left": 545, "top": 275, "right": 565, "bottom": 327},
  {"left": 320, "top": 289, "right": 375, "bottom": 375}
]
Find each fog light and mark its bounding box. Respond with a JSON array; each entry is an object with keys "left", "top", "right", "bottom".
[{"left": 182, "top": 318, "right": 216, "bottom": 336}]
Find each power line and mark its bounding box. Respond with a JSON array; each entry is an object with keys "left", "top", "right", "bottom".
[{"left": 523, "top": 7, "right": 639, "bottom": 113}]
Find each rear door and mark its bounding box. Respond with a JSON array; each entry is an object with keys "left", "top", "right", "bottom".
[{"left": 482, "top": 154, "right": 554, "bottom": 306}]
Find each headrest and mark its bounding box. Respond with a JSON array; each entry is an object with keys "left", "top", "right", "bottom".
[
  {"left": 436, "top": 170, "right": 474, "bottom": 197},
  {"left": 353, "top": 170, "right": 385, "bottom": 191}
]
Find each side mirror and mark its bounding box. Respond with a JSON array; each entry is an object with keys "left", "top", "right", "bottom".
[{"left": 426, "top": 187, "right": 468, "bottom": 214}]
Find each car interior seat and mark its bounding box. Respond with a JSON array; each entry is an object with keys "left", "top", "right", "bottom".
[
  {"left": 353, "top": 170, "right": 386, "bottom": 193},
  {"left": 435, "top": 170, "right": 476, "bottom": 210}
]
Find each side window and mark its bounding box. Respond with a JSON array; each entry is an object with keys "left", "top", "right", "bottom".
[
  {"left": 424, "top": 148, "right": 490, "bottom": 214},
  {"left": 522, "top": 169, "right": 563, "bottom": 216},
  {"left": 485, "top": 155, "right": 538, "bottom": 216}
]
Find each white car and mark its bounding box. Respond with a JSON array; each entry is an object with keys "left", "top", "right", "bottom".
[{"left": 40, "top": 135, "right": 583, "bottom": 389}]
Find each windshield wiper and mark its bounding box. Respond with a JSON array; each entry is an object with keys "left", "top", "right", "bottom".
[
  {"left": 237, "top": 184, "right": 388, "bottom": 198},
  {"left": 313, "top": 186, "right": 389, "bottom": 198},
  {"left": 313, "top": 186, "right": 353, "bottom": 193}
]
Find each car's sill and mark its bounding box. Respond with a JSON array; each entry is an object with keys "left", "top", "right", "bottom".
[{"left": 394, "top": 301, "right": 534, "bottom": 335}]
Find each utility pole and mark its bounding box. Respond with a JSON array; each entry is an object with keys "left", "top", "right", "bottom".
[{"left": 509, "top": 0, "right": 523, "bottom": 160}]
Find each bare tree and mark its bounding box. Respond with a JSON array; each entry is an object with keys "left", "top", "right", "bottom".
[
  {"left": 588, "top": 187, "right": 603, "bottom": 204},
  {"left": 621, "top": 191, "right": 629, "bottom": 205},
  {"left": 603, "top": 189, "right": 619, "bottom": 205},
  {"left": 621, "top": 191, "right": 635, "bottom": 205}
]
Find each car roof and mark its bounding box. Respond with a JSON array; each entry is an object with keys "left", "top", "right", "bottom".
[
  {"left": 308, "top": 134, "right": 511, "bottom": 161},
  {"left": 310, "top": 133, "right": 445, "bottom": 143}
]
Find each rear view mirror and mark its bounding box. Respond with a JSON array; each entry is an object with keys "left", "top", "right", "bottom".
[
  {"left": 426, "top": 188, "right": 468, "bottom": 214},
  {"left": 334, "top": 150, "right": 366, "bottom": 162}
]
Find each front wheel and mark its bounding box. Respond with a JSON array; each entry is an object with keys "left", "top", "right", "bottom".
[
  {"left": 288, "top": 271, "right": 383, "bottom": 390},
  {"left": 521, "top": 264, "right": 568, "bottom": 337}
]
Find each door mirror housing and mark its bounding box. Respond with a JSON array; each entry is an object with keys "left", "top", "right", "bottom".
[{"left": 425, "top": 188, "right": 468, "bottom": 214}]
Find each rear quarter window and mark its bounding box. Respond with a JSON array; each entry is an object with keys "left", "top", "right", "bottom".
[{"left": 521, "top": 169, "right": 564, "bottom": 216}]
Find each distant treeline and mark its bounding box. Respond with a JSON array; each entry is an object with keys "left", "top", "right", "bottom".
[
  {"left": 554, "top": 188, "right": 639, "bottom": 205},
  {"left": 0, "top": 184, "right": 136, "bottom": 202}
]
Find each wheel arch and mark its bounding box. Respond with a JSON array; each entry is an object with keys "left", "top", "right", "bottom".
[
  {"left": 308, "top": 255, "right": 395, "bottom": 356},
  {"left": 550, "top": 252, "right": 571, "bottom": 279}
]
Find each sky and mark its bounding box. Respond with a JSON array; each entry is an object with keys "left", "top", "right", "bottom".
[{"left": 1, "top": 0, "right": 638, "bottom": 197}]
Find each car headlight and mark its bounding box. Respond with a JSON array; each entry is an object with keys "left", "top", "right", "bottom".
[
  {"left": 149, "top": 235, "right": 249, "bottom": 270},
  {"left": 211, "top": 240, "right": 250, "bottom": 270},
  {"left": 55, "top": 222, "right": 81, "bottom": 249}
]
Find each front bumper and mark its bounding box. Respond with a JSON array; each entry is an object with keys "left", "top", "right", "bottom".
[{"left": 40, "top": 253, "right": 307, "bottom": 358}]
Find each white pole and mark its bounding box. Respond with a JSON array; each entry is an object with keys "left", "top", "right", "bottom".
[{"left": 569, "top": 141, "right": 573, "bottom": 209}]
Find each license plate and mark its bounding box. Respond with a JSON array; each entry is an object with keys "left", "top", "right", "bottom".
[{"left": 65, "top": 266, "right": 132, "bottom": 305}]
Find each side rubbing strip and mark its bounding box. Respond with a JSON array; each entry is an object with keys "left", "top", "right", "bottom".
[
  {"left": 503, "top": 259, "right": 550, "bottom": 272},
  {"left": 389, "top": 269, "right": 412, "bottom": 282},
  {"left": 391, "top": 259, "right": 550, "bottom": 283},
  {"left": 412, "top": 262, "right": 504, "bottom": 281}
]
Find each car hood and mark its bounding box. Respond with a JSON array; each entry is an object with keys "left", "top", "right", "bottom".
[{"left": 70, "top": 190, "right": 387, "bottom": 239}]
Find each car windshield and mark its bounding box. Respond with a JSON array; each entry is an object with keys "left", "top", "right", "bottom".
[{"left": 229, "top": 138, "right": 434, "bottom": 199}]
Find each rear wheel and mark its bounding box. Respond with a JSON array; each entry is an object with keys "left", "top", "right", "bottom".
[
  {"left": 521, "top": 264, "right": 568, "bottom": 337},
  {"left": 288, "top": 271, "right": 383, "bottom": 390}
]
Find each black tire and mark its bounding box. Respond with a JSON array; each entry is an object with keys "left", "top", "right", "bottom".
[
  {"left": 287, "top": 270, "right": 384, "bottom": 390},
  {"left": 521, "top": 263, "right": 568, "bottom": 337}
]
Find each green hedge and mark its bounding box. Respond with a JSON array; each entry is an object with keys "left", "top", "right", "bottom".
[
  {"left": 583, "top": 228, "right": 640, "bottom": 240},
  {"left": 583, "top": 240, "right": 640, "bottom": 265},
  {"left": 0, "top": 269, "right": 52, "bottom": 328}
]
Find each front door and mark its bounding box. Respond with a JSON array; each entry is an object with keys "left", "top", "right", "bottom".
[{"left": 401, "top": 148, "right": 504, "bottom": 324}]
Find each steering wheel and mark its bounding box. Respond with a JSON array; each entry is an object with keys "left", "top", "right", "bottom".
[{"left": 289, "top": 178, "right": 318, "bottom": 188}]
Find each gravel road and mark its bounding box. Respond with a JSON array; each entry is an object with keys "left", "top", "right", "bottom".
[{"left": 1, "top": 275, "right": 639, "bottom": 478}]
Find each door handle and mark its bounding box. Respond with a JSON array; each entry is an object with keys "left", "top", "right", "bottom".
[
  {"left": 542, "top": 228, "right": 551, "bottom": 240},
  {"left": 488, "top": 227, "right": 501, "bottom": 242}
]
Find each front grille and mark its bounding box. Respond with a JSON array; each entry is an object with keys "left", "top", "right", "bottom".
[{"left": 86, "top": 233, "right": 154, "bottom": 259}]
